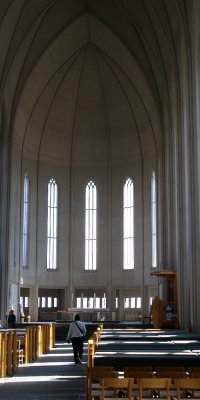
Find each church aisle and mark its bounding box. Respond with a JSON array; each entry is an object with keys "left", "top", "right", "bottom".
[{"left": 0, "top": 341, "right": 87, "bottom": 399}]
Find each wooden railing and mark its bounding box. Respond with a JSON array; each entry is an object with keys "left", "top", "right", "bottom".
[
  {"left": 0, "top": 322, "right": 55, "bottom": 378},
  {"left": 88, "top": 324, "right": 103, "bottom": 367}
]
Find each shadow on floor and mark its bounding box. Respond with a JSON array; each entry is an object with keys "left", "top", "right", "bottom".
[{"left": 0, "top": 341, "right": 87, "bottom": 400}]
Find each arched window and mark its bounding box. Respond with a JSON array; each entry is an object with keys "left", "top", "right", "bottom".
[
  {"left": 151, "top": 171, "right": 157, "bottom": 267},
  {"left": 22, "top": 175, "right": 29, "bottom": 268},
  {"left": 123, "top": 178, "right": 134, "bottom": 269},
  {"left": 85, "top": 181, "right": 97, "bottom": 270},
  {"left": 47, "top": 178, "right": 58, "bottom": 269}
]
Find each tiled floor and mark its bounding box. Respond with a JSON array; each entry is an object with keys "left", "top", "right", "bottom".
[{"left": 0, "top": 341, "right": 87, "bottom": 399}]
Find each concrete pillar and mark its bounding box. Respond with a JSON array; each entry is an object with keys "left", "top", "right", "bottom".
[{"left": 29, "top": 285, "right": 38, "bottom": 321}]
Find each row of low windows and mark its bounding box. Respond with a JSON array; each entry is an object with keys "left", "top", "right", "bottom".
[
  {"left": 20, "top": 296, "right": 58, "bottom": 309},
  {"left": 22, "top": 173, "right": 157, "bottom": 270},
  {"left": 20, "top": 295, "right": 151, "bottom": 310}
]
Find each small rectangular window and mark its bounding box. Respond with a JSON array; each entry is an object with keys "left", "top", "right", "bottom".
[
  {"left": 124, "top": 298, "right": 129, "bottom": 308},
  {"left": 53, "top": 297, "right": 58, "bottom": 308},
  {"left": 89, "top": 297, "right": 94, "bottom": 308},
  {"left": 116, "top": 298, "right": 118, "bottom": 309},
  {"left": 136, "top": 297, "right": 141, "bottom": 308},
  {"left": 95, "top": 297, "right": 100, "bottom": 308},
  {"left": 130, "top": 297, "right": 136, "bottom": 308},
  {"left": 24, "top": 297, "right": 29, "bottom": 307},
  {"left": 41, "top": 297, "right": 46, "bottom": 308},
  {"left": 102, "top": 296, "right": 106, "bottom": 308},
  {"left": 83, "top": 297, "right": 87, "bottom": 308},
  {"left": 47, "top": 297, "right": 52, "bottom": 308},
  {"left": 76, "top": 298, "right": 81, "bottom": 308}
]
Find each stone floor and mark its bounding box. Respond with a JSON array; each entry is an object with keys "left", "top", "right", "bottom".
[{"left": 0, "top": 341, "right": 87, "bottom": 399}]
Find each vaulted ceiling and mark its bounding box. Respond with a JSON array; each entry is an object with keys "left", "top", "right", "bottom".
[{"left": 0, "top": 0, "right": 191, "bottom": 167}]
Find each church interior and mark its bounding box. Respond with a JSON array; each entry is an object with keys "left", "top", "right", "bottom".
[
  {"left": 0, "top": 0, "right": 199, "bottom": 332},
  {"left": 1, "top": 0, "right": 200, "bottom": 398}
]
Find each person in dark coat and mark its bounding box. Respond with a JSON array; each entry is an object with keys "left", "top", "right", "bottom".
[{"left": 8, "top": 309, "right": 16, "bottom": 328}]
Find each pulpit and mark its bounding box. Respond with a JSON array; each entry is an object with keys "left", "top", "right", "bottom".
[{"left": 150, "top": 270, "right": 178, "bottom": 329}]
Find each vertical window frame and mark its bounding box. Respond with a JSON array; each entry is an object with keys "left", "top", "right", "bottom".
[
  {"left": 151, "top": 171, "right": 157, "bottom": 268},
  {"left": 123, "top": 178, "right": 134, "bottom": 270},
  {"left": 85, "top": 180, "right": 97, "bottom": 270},
  {"left": 47, "top": 178, "right": 58, "bottom": 270},
  {"left": 22, "top": 175, "right": 30, "bottom": 269}
]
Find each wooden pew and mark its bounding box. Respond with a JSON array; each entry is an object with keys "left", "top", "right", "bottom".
[
  {"left": 85, "top": 366, "right": 117, "bottom": 400},
  {"left": 176, "top": 378, "right": 200, "bottom": 399},
  {"left": 0, "top": 331, "right": 7, "bottom": 377},
  {"left": 100, "top": 377, "right": 133, "bottom": 400},
  {"left": 137, "top": 378, "right": 171, "bottom": 400},
  {"left": 0, "top": 323, "right": 56, "bottom": 378},
  {"left": 0, "top": 330, "right": 18, "bottom": 377}
]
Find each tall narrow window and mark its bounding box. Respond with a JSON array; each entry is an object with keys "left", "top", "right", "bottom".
[
  {"left": 22, "top": 175, "right": 29, "bottom": 268},
  {"left": 85, "top": 181, "right": 97, "bottom": 270},
  {"left": 123, "top": 178, "right": 134, "bottom": 269},
  {"left": 151, "top": 171, "right": 157, "bottom": 267},
  {"left": 47, "top": 178, "right": 58, "bottom": 269}
]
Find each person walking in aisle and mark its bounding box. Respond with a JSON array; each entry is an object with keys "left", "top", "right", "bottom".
[{"left": 66, "top": 314, "right": 86, "bottom": 365}]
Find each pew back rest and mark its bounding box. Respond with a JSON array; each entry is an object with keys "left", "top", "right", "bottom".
[
  {"left": 176, "top": 378, "right": 200, "bottom": 400},
  {"left": 85, "top": 366, "right": 117, "bottom": 400},
  {"left": 137, "top": 377, "right": 171, "bottom": 400},
  {"left": 124, "top": 368, "right": 154, "bottom": 381},
  {"left": 100, "top": 377, "right": 133, "bottom": 400}
]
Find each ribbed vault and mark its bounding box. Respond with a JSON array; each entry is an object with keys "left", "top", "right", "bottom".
[{"left": 0, "top": 0, "right": 189, "bottom": 158}]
